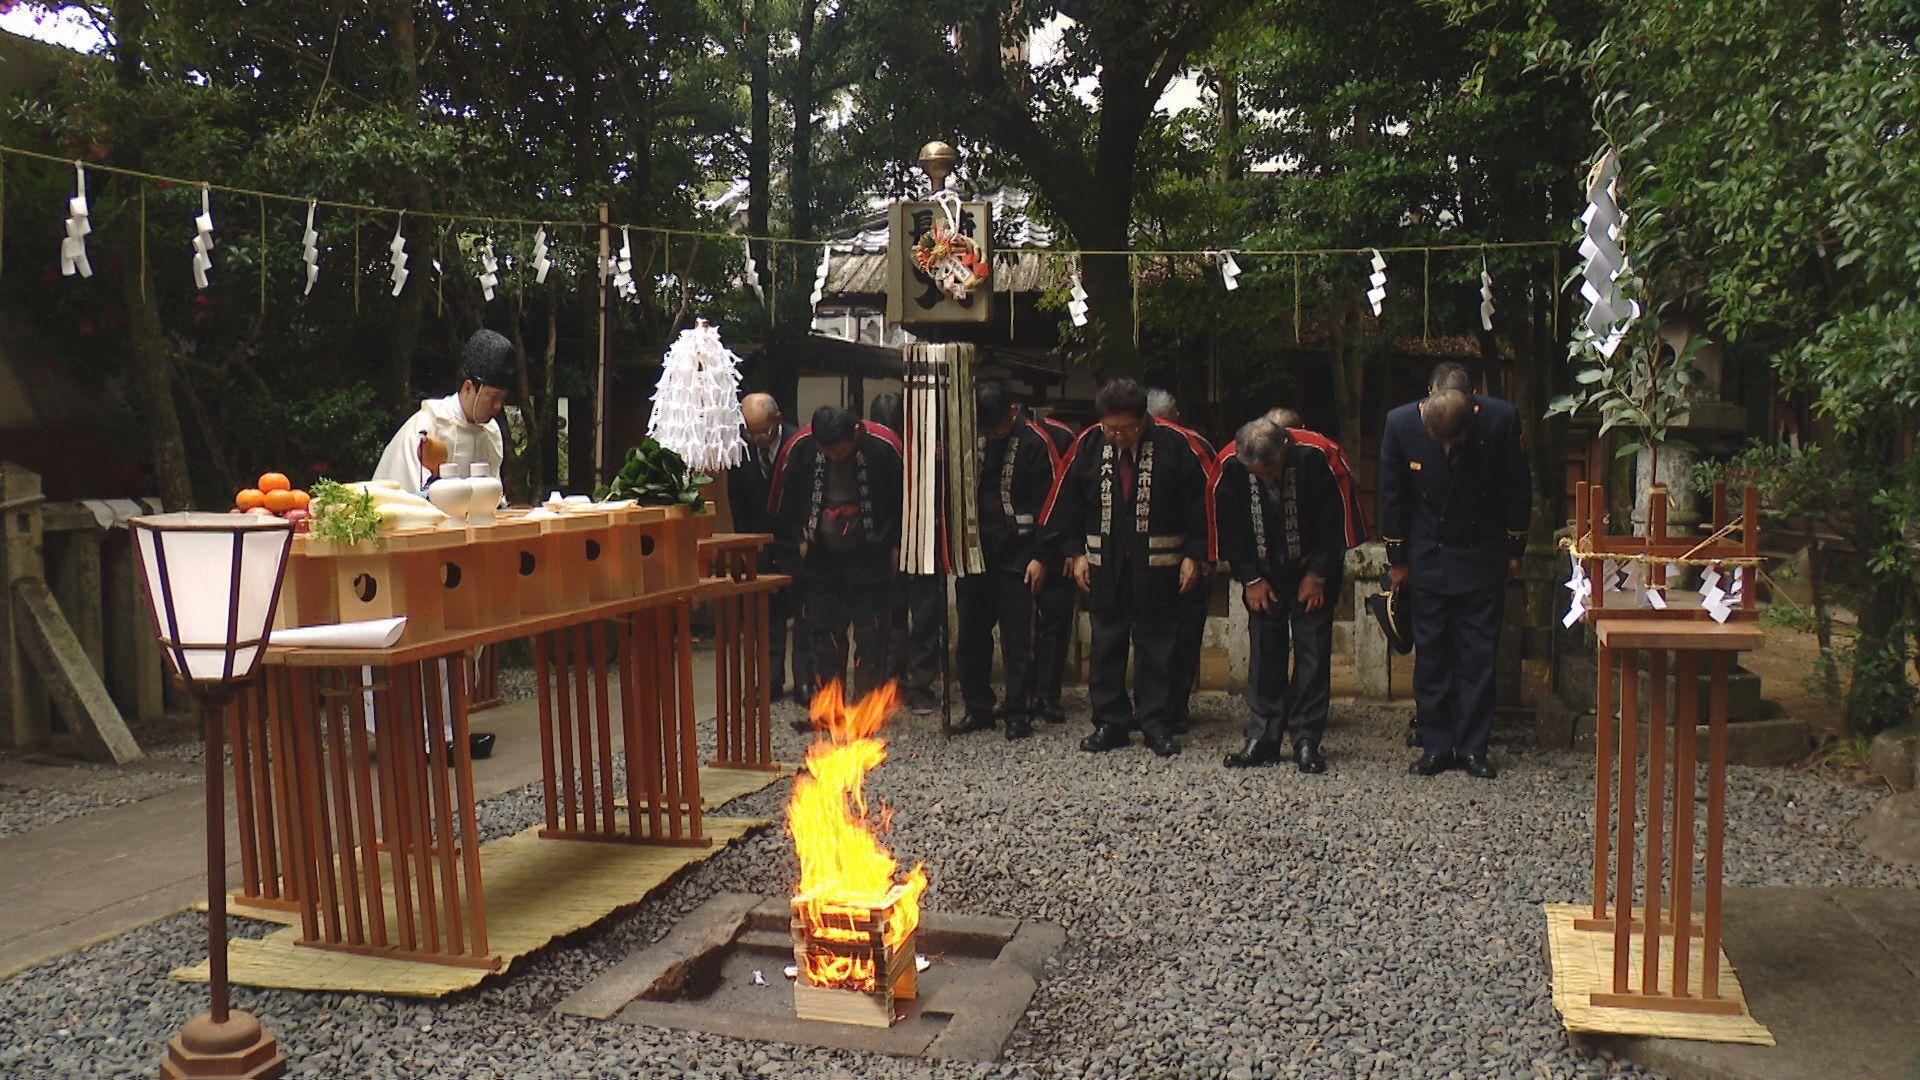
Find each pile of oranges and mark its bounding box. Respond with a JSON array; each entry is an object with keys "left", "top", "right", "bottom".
[{"left": 232, "top": 472, "right": 313, "bottom": 532}]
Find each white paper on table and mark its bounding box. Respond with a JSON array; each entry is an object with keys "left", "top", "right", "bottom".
[{"left": 270, "top": 616, "right": 407, "bottom": 649}]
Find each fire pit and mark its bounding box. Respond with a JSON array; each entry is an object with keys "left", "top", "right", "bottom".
[{"left": 785, "top": 681, "right": 927, "bottom": 1028}]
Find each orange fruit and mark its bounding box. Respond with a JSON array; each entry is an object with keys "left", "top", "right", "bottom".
[
  {"left": 264, "top": 489, "right": 299, "bottom": 513},
  {"left": 288, "top": 489, "right": 310, "bottom": 511},
  {"left": 257, "top": 472, "right": 291, "bottom": 493},
  {"left": 236, "top": 488, "right": 267, "bottom": 510}
]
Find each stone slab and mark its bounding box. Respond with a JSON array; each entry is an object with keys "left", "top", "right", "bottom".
[
  {"left": 1571, "top": 887, "right": 1920, "bottom": 1080},
  {"left": 555, "top": 891, "right": 760, "bottom": 1019},
  {"left": 1860, "top": 792, "right": 1920, "bottom": 868}
]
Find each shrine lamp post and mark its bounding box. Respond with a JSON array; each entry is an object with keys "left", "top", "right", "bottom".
[{"left": 130, "top": 512, "right": 291, "bottom": 1080}]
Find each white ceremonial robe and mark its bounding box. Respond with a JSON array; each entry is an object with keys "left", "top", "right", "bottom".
[{"left": 371, "top": 393, "right": 504, "bottom": 492}]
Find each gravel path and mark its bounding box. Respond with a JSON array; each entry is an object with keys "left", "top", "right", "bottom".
[{"left": 1, "top": 690, "right": 1911, "bottom": 1079}]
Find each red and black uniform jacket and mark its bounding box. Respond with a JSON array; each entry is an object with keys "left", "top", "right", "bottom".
[
  {"left": 976, "top": 422, "right": 1058, "bottom": 572},
  {"left": 1210, "top": 441, "right": 1346, "bottom": 590},
  {"left": 767, "top": 423, "right": 903, "bottom": 577},
  {"left": 1039, "top": 419, "right": 1212, "bottom": 607}
]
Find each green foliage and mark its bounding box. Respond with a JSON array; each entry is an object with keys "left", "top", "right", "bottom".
[
  {"left": 306, "top": 479, "right": 381, "bottom": 546},
  {"left": 594, "top": 439, "right": 712, "bottom": 510}
]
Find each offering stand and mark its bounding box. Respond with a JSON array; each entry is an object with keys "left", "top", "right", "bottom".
[{"left": 223, "top": 504, "right": 786, "bottom": 970}]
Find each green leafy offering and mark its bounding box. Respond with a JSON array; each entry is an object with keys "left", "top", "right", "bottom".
[
  {"left": 307, "top": 478, "right": 382, "bottom": 546},
  {"left": 595, "top": 439, "right": 712, "bottom": 511}
]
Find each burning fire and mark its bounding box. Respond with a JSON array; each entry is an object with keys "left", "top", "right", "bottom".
[{"left": 788, "top": 680, "right": 928, "bottom": 991}]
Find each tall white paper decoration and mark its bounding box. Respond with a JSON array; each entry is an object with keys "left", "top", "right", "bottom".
[
  {"left": 300, "top": 201, "right": 320, "bottom": 296},
  {"left": 477, "top": 237, "right": 499, "bottom": 301},
  {"left": 810, "top": 246, "right": 832, "bottom": 308},
  {"left": 1219, "top": 250, "right": 1242, "bottom": 292},
  {"left": 388, "top": 217, "right": 410, "bottom": 296},
  {"left": 1479, "top": 256, "right": 1495, "bottom": 331},
  {"left": 190, "top": 185, "right": 215, "bottom": 290},
  {"left": 647, "top": 320, "right": 749, "bottom": 472},
  {"left": 742, "top": 238, "right": 764, "bottom": 303},
  {"left": 1067, "top": 275, "right": 1090, "bottom": 327},
  {"left": 1579, "top": 151, "right": 1639, "bottom": 359},
  {"left": 1365, "top": 248, "right": 1387, "bottom": 316},
  {"left": 532, "top": 225, "right": 552, "bottom": 284},
  {"left": 60, "top": 164, "right": 93, "bottom": 278}
]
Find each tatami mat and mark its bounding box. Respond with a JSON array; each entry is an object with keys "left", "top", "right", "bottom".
[
  {"left": 176, "top": 816, "right": 770, "bottom": 997},
  {"left": 1544, "top": 903, "right": 1774, "bottom": 1044}
]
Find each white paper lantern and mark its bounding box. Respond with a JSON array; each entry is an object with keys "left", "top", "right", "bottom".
[{"left": 130, "top": 512, "right": 293, "bottom": 687}]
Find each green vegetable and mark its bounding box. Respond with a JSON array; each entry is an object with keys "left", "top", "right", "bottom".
[
  {"left": 307, "top": 478, "right": 383, "bottom": 546},
  {"left": 594, "top": 439, "right": 713, "bottom": 511}
]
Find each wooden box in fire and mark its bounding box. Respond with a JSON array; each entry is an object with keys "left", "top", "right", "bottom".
[{"left": 789, "top": 885, "right": 919, "bottom": 1028}]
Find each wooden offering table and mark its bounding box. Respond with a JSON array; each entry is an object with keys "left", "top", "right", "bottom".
[
  {"left": 697, "top": 533, "right": 785, "bottom": 772},
  {"left": 223, "top": 503, "right": 782, "bottom": 971}
]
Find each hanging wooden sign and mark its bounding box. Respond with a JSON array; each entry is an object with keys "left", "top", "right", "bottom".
[{"left": 885, "top": 197, "right": 993, "bottom": 327}]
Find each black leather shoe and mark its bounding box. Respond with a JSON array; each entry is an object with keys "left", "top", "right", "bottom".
[
  {"left": 1004, "top": 716, "right": 1034, "bottom": 741},
  {"left": 1294, "top": 740, "right": 1327, "bottom": 775},
  {"left": 952, "top": 713, "right": 996, "bottom": 735},
  {"left": 468, "top": 732, "right": 496, "bottom": 761},
  {"left": 1038, "top": 708, "right": 1068, "bottom": 725},
  {"left": 1146, "top": 733, "right": 1181, "bottom": 758},
  {"left": 1410, "top": 752, "right": 1453, "bottom": 776},
  {"left": 1461, "top": 754, "right": 1499, "bottom": 779},
  {"left": 1223, "top": 738, "right": 1280, "bottom": 769},
  {"left": 1080, "top": 723, "right": 1129, "bottom": 753}
]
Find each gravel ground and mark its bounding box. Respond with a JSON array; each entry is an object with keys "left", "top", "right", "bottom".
[
  {"left": 1, "top": 690, "right": 1912, "bottom": 1079},
  {"left": 0, "top": 758, "right": 199, "bottom": 839}
]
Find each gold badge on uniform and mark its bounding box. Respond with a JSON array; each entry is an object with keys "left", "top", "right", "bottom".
[{"left": 1409, "top": 461, "right": 1423, "bottom": 471}]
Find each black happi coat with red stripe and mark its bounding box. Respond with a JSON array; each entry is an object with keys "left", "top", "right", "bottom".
[
  {"left": 1039, "top": 419, "right": 1211, "bottom": 607},
  {"left": 767, "top": 423, "right": 903, "bottom": 580},
  {"left": 1211, "top": 441, "right": 1346, "bottom": 589},
  {"left": 977, "top": 422, "right": 1059, "bottom": 572}
]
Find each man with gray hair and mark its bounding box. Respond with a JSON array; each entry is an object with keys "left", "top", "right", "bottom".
[{"left": 1210, "top": 418, "right": 1345, "bottom": 772}]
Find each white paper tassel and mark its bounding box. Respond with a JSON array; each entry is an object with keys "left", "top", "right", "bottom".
[
  {"left": 1219, "top": 250, "right": 1241, "bottom": 292},
  {"left": 1365, "top": 248, "right": 1387, "bottom": 317},
  {"left": 1479, "top": 257, "right": 1494, "bottom": 331},
  {"left": 60, "top": 164, "right": 93, "bottom": 278},
  {"left": 742, "top": 238, "right": 763, "bottom": 303},
  {"left": 1562, "top": 562, "right": 1591, "bottom": 628},
  {"left": 532, "top": 225, "right": 552, "bottom": 284},
  {"left": 810, "top": 246, "right": 831, "bottom": 308},
  {"left": 388, "top": 217, "right": 410, "bottom": 297},
  {"left": 300, "top": 201, "right": 320, "bottom": 296},
  {"left": 478, "top": 237, "right": 499, "bottom": 301},
  {"left": 190, "top": 185, "right": 215, "bottom": 290},
  {"left": 1579, "top": 151, "right": 1638, "bottom": 359},
  {"left": 613, "top": 227, "right": 636, "bottom": 300},
  {"left": 1067, "top": 275, "right": 1090, "bottom": 327},
  {"left": 646, "top": 320, "right": 749, "bottom": 472}
]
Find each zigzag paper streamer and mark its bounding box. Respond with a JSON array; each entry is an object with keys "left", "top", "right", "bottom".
[
  {"left": 1479, "top": 257, "right": 1494, "bottom": 331},
  {"left": 1067, "top": 275, "right": 1090, "bottom": 327},
  {"left": 647, "top": 321, "right": 749, "bottom": 472},
  {"left": 1220, "top": 251, "right": 1241, "bottom": 292},
  {"left": 810, "top": 246, "right": 831, "bottom": 308},
  {"left": 388, "top": 217, "right": 409, "bottom": 297},
  {"left": 477, "top": 237, "right": 499, "bottom": 301},
  {"left": 1366, "top": 248, "right": 1387, "bottom": 317},
  {"left": 532, "top": 226, "right": 551, "bottom": 284},
  {"left": 60, "top": 164, "right": 92, "bottom": 278},
  {"left": 1579, "top": 151, "right": 1638, "bottom": 358},
  {"left": 190, "top": 186, "right": 215, "bottom": 290},
  {"left": 742, "top": 238, "right": 763, "bottom": 303},
  {"left": 300, "top": 201, "right": 320, "bottom": 296},
  {"left": 612, "top": 226, "right": 636, "bottom": 299}
]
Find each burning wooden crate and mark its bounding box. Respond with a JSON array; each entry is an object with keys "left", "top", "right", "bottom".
[{"left": 790, "top": 884, "right": 919, "bottom": 1028}]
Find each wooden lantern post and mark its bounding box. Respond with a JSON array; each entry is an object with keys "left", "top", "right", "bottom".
[{"left": 131, "top": 513, "right": 291, "bottom": 1080}]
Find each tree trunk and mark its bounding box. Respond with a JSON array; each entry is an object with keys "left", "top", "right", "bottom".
[
  {"left": 1326, "top": 282, "right": 1367, "bottom": 456},
  {"left": 790, "top": 0, "right": 819, "bottom": 244},
  {"left": 381, "top": 1, "right": 428, "bottom": 416},
  {"left": 1217, "top": 65, "right": 1242, "bottom": 183}
]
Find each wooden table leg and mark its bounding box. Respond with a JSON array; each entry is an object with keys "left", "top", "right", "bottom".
[
  {"left": 1643, "top": 648, "right": 1667, "bottom": 995},
  {"left": 1671, "top": 650, "right": 1698, "bottom": 997},
  {"left": 1591, "top": 643, "right": 1615, "bottom": 923},
  {"left": 1610, "top": 647, "right": 1638, "bottom": 993},
  {"left": 533, "top": 633, "right": 559, "bottom": 833},
  {"left": 1704, "top": 652, "right": 1729, "bottom": 1001}
]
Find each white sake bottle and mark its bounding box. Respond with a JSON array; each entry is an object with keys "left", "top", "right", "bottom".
[
  {"left": 428, "top": 461, "right": 472, "bottom": 526},
  {"left": 467, "top": 461, "right": 503, "bottom": 524}
]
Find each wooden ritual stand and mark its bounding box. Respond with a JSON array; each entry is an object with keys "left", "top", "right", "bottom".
[
  {"left": 227, "top": 504, "right": 720, "bottom": 968},
  {"left": 698, "top": 533, "right": 783, "bottom": 772},
  {"left": 790, "top": 884, "right": 919, "bottom": 1028},
  {"left": 1570, "top": 479, "right": 1765, "bottom": 1015}
]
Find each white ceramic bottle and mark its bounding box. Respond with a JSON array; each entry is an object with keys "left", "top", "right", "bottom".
[
  {"left": 467, "top": 461, "right": 503, "bottom": 524},
  {"left": 427, "top": 461, "right": 472, "bottom": 526}
]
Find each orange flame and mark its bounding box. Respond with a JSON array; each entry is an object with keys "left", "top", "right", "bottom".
[{"left": 787, "top": 680, "right": 928, "bottom": 990}]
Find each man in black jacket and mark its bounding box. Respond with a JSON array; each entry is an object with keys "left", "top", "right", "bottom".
[
  {"left": 1212, "top": 419, "right": 1346, "bottom": 774},
  {"left": 954, "top": 383, "right": 1057, "bottom": 740},
  {"left": 1040, "top": 379, "right": 1212, "bottom": 758},
  {"left": 770, "top": 405, "right": 903, "bottom": 700},
  {"left": 1019, "top": 404, "right": 1076, "bottom": 724},
  {"left": 728, "top": 393, "right": 809, "bottom": 702},
  {"left": 1379, "top": 387, "right": 1531, "bottom": 778}
]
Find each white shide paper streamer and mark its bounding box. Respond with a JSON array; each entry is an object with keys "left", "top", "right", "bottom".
[
  {"left": 646, "top": 321, "right": 749, "bottom": 473},
  {"left": 478, "top": 237, "right": 500, "bottom": 301},
  {"left": 60, "top": 164, "right": 93, "bottom": 278},
  {"left": 532, "top": 225, "right": 552, "bottom": 284},
  {"left": 190, "top": 185, "right": 215, "bottom": 290},
  {"left": 1579, "top": 151, "right": 1638, "bottom": 359},
  {"left": 1479, "top": 256, "right": 1495, "bottom": 331},
  {"left": 810, "top": 246, "right": 832, "bottom": 308},
  {"left": 1366, "top": 248, "right": 1387, "bottom": 317},
  {"left": 300, "top": 201, "right": 320, "bottom": 296},
  {"left": 388, "top": 217, "right": 410, "bottom": 296},
  {"left": 1068, "top": 275, "right": 1090, "bottom": 327},
  {"left": 1219, "top": 250, "right": 1241, "bottom": 292}
]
